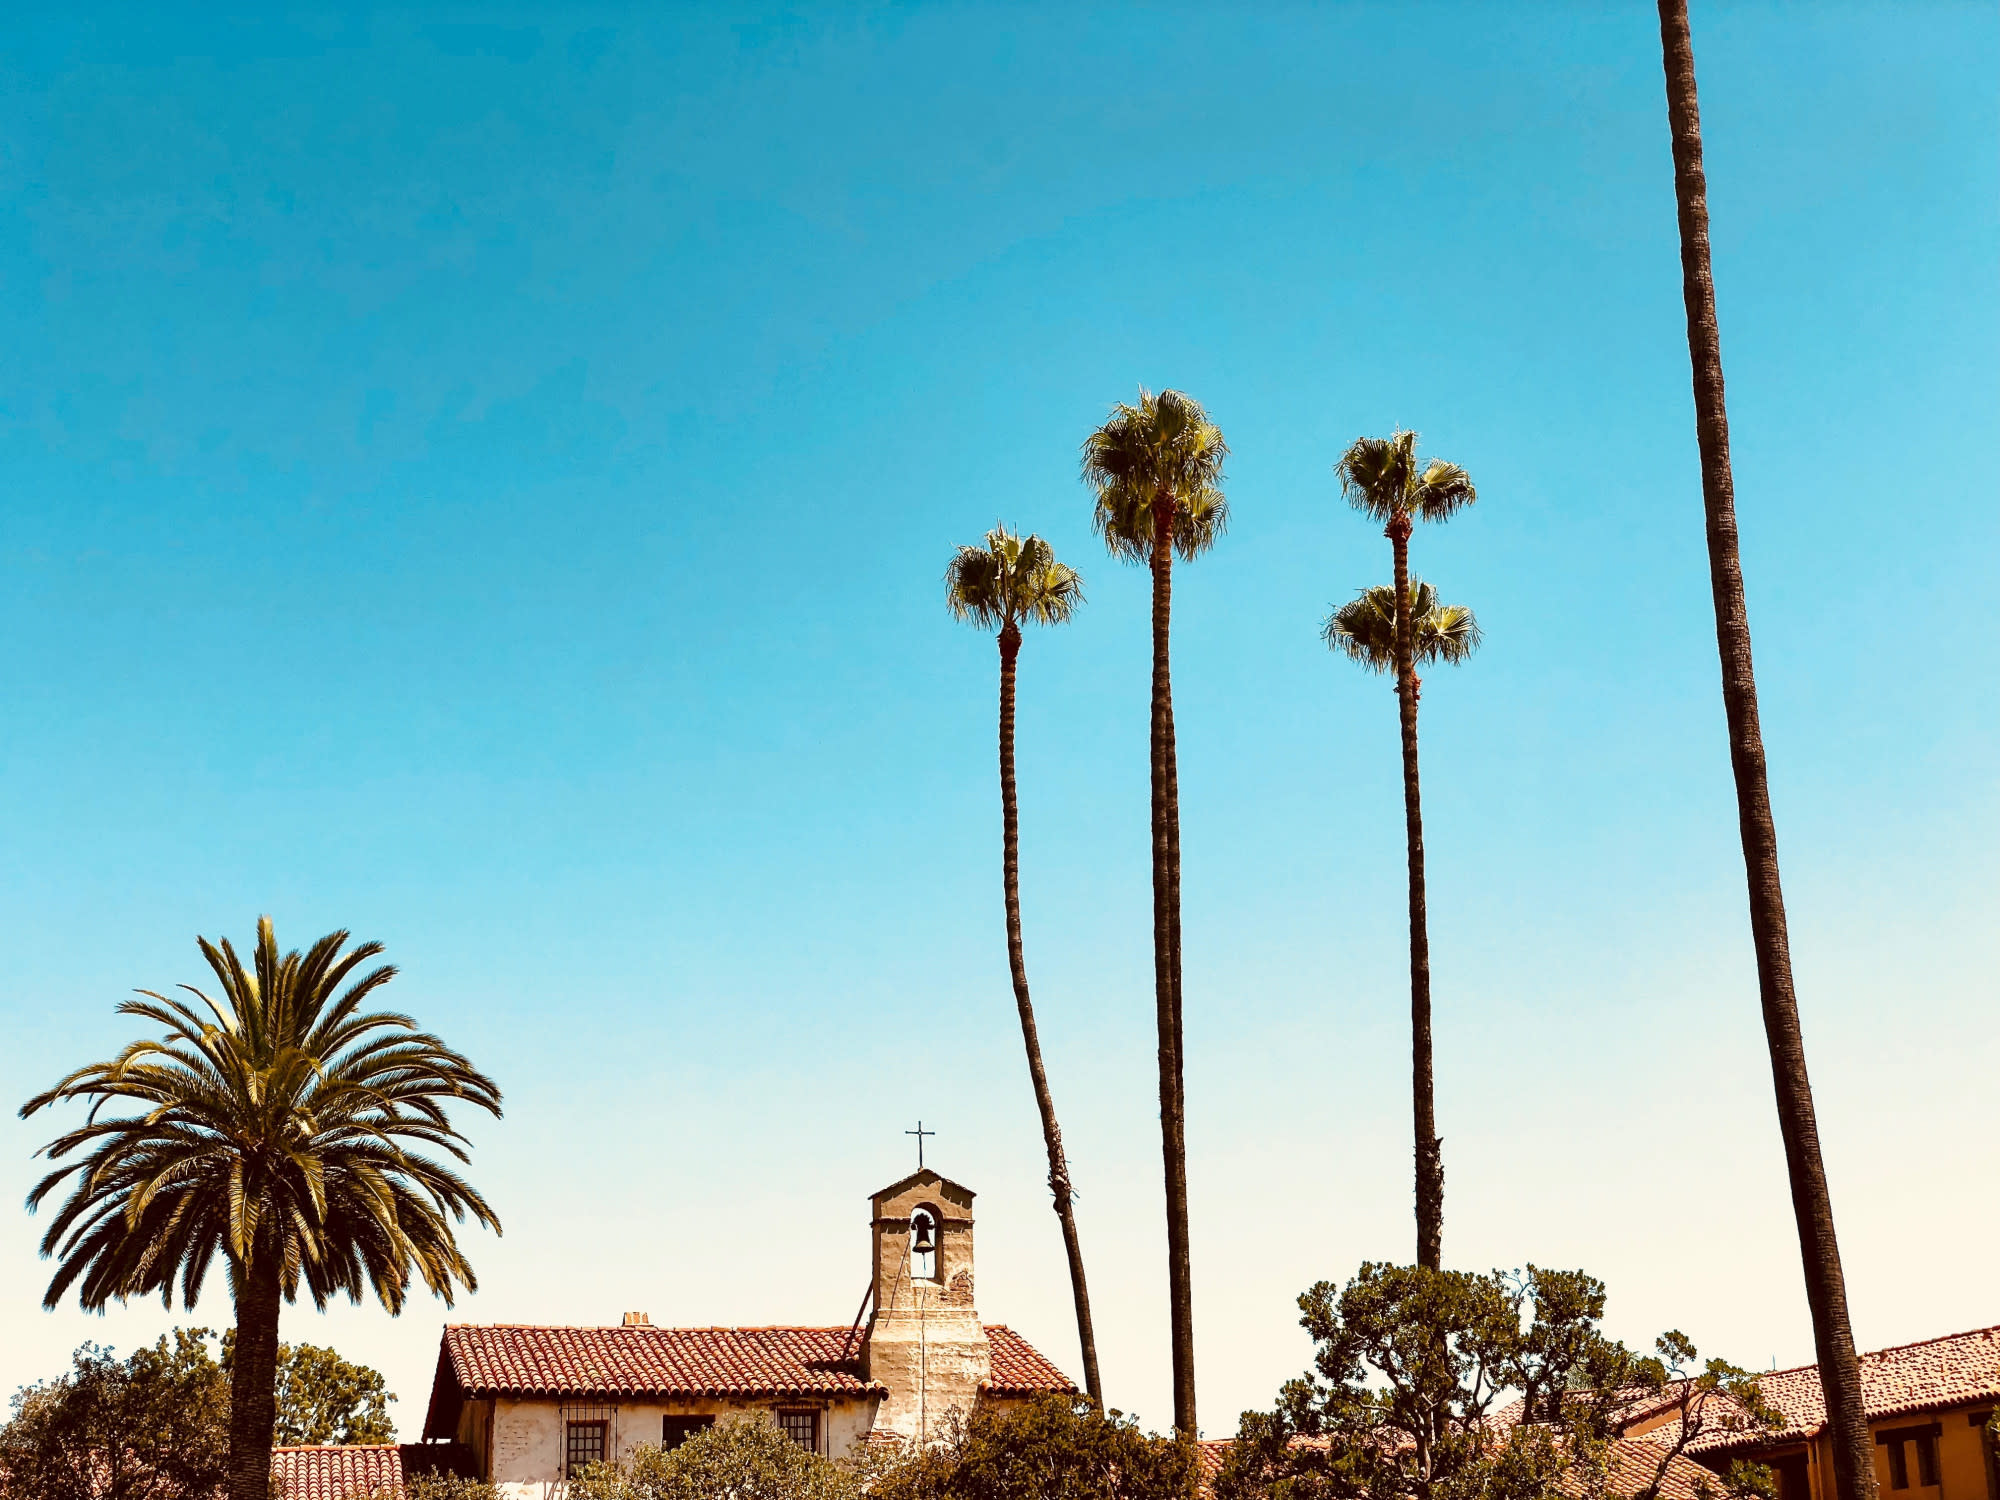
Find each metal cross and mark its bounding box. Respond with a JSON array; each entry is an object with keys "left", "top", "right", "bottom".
[{"left": 905, "top": 1121, "right": 935, "bottom": 1170}]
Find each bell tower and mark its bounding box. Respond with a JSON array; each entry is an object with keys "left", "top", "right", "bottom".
[{"left": 859, "top": 1168, "right": 990, "bottom": 1441}]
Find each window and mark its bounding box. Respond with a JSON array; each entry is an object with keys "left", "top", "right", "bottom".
[
  {"left": 662, "top": 1416, "right": 715, "bottom": 1451},
  {"left": 566, "top": 1420, "right": 607, "bottom": 1477},
  {"left": 1878, "top": 1425, "right": 1944, "bottom": 1491},
  {"left": 778, "top": 1410, "right": 820, "bottom": 1453},
  {"left": 1884, "top": 1438, "right": 1910, "bottom": 1490}
]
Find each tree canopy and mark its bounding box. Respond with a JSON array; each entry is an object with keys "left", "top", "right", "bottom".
[
  {"left": 1081, "top": 387, "right": 1229, "bottom": 563},
  {"left": 1214, "top": 1263, "right": 1774, "bottom": 1500},
  {"left": 1322, "top": 581, "right": 1481, "bottom": 675},
  {"left": 0, "top": 1332, "right": 397, "bottom": 1500},
  {"left": 21, "top": 918, "right": 503, "bottom": 1318},
  {"left": 944, "top": 527, "right": 1084, "bottom": 636},
  {"left": 1333, "top": 431, "right": 1476, "bottom": 528}
]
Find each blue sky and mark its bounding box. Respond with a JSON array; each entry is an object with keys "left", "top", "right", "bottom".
[{"left": 3, "top": 2, "right": 1995, "bottom": 1441}]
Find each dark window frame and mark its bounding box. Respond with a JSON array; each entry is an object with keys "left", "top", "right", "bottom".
[
  {"left": 565, "top": 1419, "right": 609, "bottom": 1477},
  {"left": 777, "top": 1408, "right": 821, "bottom": 1454}
]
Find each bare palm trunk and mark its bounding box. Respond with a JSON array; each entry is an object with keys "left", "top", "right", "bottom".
[
  {"left": 227, "top": 1252, "right": 281, "bottom": 1500},
  {"left": 998, "top": 623, "right": 1104, "bottom": 1404},
  {"left": 1150, "top": 489, "right": 1196, "bottom": 1439},
  {"left": 1656, "top": 8, "right": 1875, "bottom": 1500},
  {"left": 1388, "top": 514, "right": 1443, "bottom": 1272}
]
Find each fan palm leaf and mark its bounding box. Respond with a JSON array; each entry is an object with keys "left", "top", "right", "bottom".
[{"left": 1323, "top": 581, "right": 1482, "bottom": 674}]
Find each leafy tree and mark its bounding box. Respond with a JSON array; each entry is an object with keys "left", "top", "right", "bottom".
[
  {"left": 945, "top": 526, "right": 1099, "bottom": 1402},
  {"left": 1082, "top": 386, "right": 1229, "bottom": 1438},
  {"left": 20, "top": 919, "right": 502, "bottom": 1500},
  {"left": 221, "top": 1337, "right": 395, "bottom": 1446},
  {"left": 386, "top": 1477, "right": 500, "bottom": 1500},
  {"left": 564, "top": 1418, "right": 863, "bottom": 1500},
  {"left": 1653, "top": 8, "right": 1876, "bottom": 1500},
  {"left": 0, "top": 1329, "right": 229, "bottom": 1500},
  {"left": 1215, "top": 1263, "right": 1772, "bottom": 1500},
  {"left": 871, "top": 1396, "right": 1195, "bottom": 1500},
  {"left": 1616, "top": 1331, "right": 1778, "bottom": 1500},
  {"left": 1332, "top": 435, "right": 1478, "bottom": 1275}
]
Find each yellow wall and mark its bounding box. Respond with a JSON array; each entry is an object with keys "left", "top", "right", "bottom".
[{"left": 1801, "top": 1409, "right": 1996, "bottom": 1500}]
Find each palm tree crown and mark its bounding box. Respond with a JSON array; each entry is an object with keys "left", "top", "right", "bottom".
[
  {"left": 944, "top": 527, "right": 1084, "bottom": 634},
  {"left": 1335, "top": 430, "right": 1477, "bottom": 527},
  {"left": 1081, "top": 388, "right": 1229, "bottom": 561},
  {"left": 1324, "top": 581, "right": 1482, "bottom": 674},
  {"left": 22, "top": 918, "right": 502, "bottom": 1316}
]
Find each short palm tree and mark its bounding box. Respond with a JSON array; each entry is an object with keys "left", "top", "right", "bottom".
[
  {"left": 944, "top": 525, "right": 1099, "bottom": 1403},
  {"left": 1334, "top": 432, "right": 1477, "bottom": 1273},
  {"left": 1655, "top": 6, "right": 1875, "bottom": 1498},
  {"left": 20, "top": 919, "right": 502, "bottom": 1500},
  {"left": 1081, "top": 387, "right": 1228, "bottom": 1439}
]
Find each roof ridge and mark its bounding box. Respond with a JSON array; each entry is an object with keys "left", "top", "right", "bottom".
[
  {"left": 1753, "top": 1324, "right": 2000, "bottom": 1383},
  {"left": 447, "top": 1322, "right": 853, "bottom": 1333},
  {"left": 271, "top": 1444, "right": 403, "bottom": 1452}
]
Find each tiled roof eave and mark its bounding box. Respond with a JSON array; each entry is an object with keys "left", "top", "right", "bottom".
[{"left": 466, "top": 1381, "right": 888, "bottom": 1400}]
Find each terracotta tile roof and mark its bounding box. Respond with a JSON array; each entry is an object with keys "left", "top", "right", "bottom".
[
  {"left": 1649, "top": 1326, "right": 2000, "bottom": 1456},
  {"left": 273, "top": 1445, "right": 402, "bottom": 1500},
  {"left": 983, "top": 1325, "right": 1079, "bottom": 1398},
  {"left": 271, "top": 1443, "right": 475, "bottom": 1500},
  {"left": 1194, "top": 1438, "right": 1234, "bottom": 1488},
  {"left": 438, "top": 1323, "right": 885, "bottom": 1402},
  {"left": 1573, "top": 1439, "right": 1737, "bottom": 1500},
  {"left": 430, "top": 1321, "right": 1073, "bottom": 1407}
]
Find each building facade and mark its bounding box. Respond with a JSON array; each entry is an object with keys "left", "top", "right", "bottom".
[
  {"left": 1621, "top": 1326, "right": 2000, "bottom": 1500},
  {"left": 406, "top": 1168, "right": 1075, "bottom": 1496}
]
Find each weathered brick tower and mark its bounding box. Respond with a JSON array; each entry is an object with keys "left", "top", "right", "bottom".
[{"left": 860, "top": 1168, "right": 991, "bottom": 1442}]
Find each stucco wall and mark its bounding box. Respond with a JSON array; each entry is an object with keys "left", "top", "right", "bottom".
[
  {"left": 1782, "top": 1408, "right": 1997, "bottom": 1500},
  {"left": 484, "top": 1393, "right": 884, "bottom": 1496}
]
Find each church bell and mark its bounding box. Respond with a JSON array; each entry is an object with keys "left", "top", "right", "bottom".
[{"left": 911, "top": 1212, "right": 937, "bottom": 1256}]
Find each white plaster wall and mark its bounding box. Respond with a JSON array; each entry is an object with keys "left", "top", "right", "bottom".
[{"left": 487, "top": 1394, "right": 885, "bottom": 1496}]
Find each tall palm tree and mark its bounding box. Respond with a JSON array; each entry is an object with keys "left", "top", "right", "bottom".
[
  {"left": 1081, "top": 387, "right": 1227, "bottom": 1439},
  {"left": 944, "top": 525, "right": 1100, "bottom": 1404},
  {"left": 1334, "top": 433, "right": 1477, "bottom": 1272},
  {"left": 21, "top": 918, "right": 502, "bottom": 1500},
  {"left": 1654, "top": 8, "right": 1875, "bottom": 1500}
]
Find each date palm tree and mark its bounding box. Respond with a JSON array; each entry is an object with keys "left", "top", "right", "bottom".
[
  {"left": 1081, "top": 387, "right": 1227, "bottom": 1439},
  {"left": 1654, "top": 7, "right": 1875, "bottom": 1499},
  {"left": 945, "top": 525, "right": 1100, "bottom": 1403},
  {"left": 1334, "top": 433, "right": 1477, "bottom": 1272},
  {"left": 21, "top": 918, "right": 502, "bottom": 1500}
]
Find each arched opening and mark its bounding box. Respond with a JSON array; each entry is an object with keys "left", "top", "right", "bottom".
[{"left": 909, "top": 1205, "right": 941, "bottom": 1282}]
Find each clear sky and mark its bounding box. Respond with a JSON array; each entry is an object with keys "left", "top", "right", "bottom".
[{"left": 3, "top": 1, "right": 1995, "bottom": 1444}]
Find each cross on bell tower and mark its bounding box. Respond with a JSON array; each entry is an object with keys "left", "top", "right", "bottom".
[{"left": 904, "top": 1120, "right": 934, "bottom": 1170}]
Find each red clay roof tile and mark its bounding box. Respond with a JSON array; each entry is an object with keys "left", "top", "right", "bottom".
[{"left": 433, "top": 1321, "right": 1074, "bottom": 1403}]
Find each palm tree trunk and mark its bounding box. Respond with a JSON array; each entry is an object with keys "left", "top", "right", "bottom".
[
  {"left": 1655, "top": 9, "right": 1875, "bottom": 1500},
  {"left": 1388, "top": 514, "right": 1444, "bottom": 1273},
  {"left": 997, "top": 623, "right": 1104, "bottom": 1404},
  {"left": 227, "top": 1252, "right": 282, "bottom": 1500},
  {"left": 1151, "top": 488, "right": 1197, "bottom": 1439}
]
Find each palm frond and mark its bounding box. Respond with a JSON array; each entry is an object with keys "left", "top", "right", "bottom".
[
  {"left": 1323, "top": 579, "right": 1483, "bottom": 672},
  {"left": 945, "top": 526, "right": 1084, "bottom": 634},
  {"left": 20, "top": 919, "right": 503, "bottom": 1319},
  {"left": 1082, "top": 388, "right": 1230, "bottom": 563},
  {"left": 1335, "top": 431, "right": 1477, "bottom": 526}
]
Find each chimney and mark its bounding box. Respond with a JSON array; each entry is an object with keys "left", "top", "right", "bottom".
[{"left": 621, "top": 1312, "right": 651, "bottom": 1327}]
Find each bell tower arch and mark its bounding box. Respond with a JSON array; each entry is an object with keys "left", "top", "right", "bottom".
[{"left": 860, "top": 1168, "right": 990, "bottom": 1440}]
